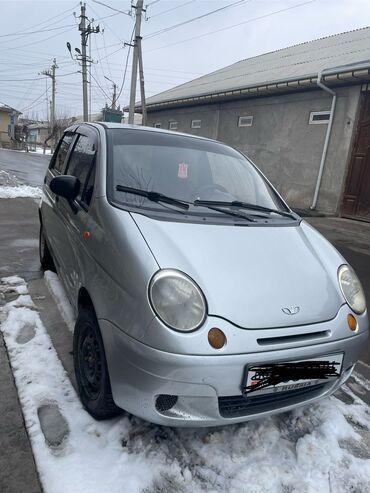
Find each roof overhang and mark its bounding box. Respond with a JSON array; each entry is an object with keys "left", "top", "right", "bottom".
[{"left": 138, "top": 60, "right": 370, "bottom": 113}]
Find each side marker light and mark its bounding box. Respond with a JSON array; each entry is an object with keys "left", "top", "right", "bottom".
[
  {"left": 208, "top": 328, "right": 226, "bottom": 349},
  {"left": 347, "top": 314, "right": 357, "bottom": 332}
]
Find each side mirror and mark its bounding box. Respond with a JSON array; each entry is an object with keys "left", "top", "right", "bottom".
[{"left": 50, "top": 175, "right": 80, "bottom": 201}]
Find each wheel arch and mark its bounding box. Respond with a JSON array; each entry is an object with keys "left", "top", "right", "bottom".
[{"left": 78, "top": 287, "right": 96, "bottom": 314}]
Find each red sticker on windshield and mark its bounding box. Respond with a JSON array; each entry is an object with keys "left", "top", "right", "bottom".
[{"left": 178, "top": 163, "right": 188, "bottom": 179}]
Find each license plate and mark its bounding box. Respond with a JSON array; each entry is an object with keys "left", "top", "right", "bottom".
[{"left": 243, "top": 353, "right": 343, "bottom": 397}]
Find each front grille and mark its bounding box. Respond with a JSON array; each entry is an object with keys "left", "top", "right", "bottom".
[{"left": 219, "top": 383, "right": 327, "bottom": 418}]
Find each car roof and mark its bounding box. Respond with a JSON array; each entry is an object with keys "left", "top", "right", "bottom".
[{"left": 67, "top": 122, "right": 220, "bottom": 145}]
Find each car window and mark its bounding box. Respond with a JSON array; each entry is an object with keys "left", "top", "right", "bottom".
[
  {"left": 65, "top": 134, "right": 96, "bottom": 207},
  {"left": 51, "top": 133, "right": 74, "bottom": 173}
]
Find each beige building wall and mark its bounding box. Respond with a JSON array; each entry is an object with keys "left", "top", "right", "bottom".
[{"left": 0, "top": 110, "right": 11, "bottom": 146}]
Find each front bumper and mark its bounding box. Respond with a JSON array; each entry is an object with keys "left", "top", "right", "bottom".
[{"left": 99, "top": 318, "right": 368, "bottom": 427}]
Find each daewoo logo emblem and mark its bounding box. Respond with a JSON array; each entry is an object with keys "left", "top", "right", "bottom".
[{"left": 282, "top": 306, "right": 300, "bottom": 315}]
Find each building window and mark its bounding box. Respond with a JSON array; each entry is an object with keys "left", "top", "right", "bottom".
[
  {"left": 169, "top": 121, "right": 178, "bottom": 130},
  {"left": 153, "top": 123, "right": 161, "bottom": 128},
  {"left": 238, "top": 115, "right": 253, "bottom": 127},
  {"left": 309, "top": 111, "right": 331, "bottom": 124},
  {"left": 191, "top": 119, "right": 201, "bottom": 129}
]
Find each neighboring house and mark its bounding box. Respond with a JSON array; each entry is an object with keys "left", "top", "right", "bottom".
[
  {"left": 27, "top": 121, "right": 50, "bottom": 147},
  {"left": 141, "top": 27, "right": 370, "bottom": 221},
  {"left": 0, "top": 103, "right": 22, "bottom": 148},
  {"left": 24, "top": 113, "right": 103, "bottom": 150}
]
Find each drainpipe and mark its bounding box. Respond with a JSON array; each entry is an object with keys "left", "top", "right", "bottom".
[{"left": 310, "top": 71, "right": 337, "bottom": 210}]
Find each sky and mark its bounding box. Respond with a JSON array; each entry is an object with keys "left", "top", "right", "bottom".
[{"left": 0, "top": 0, "right": 370, "bottom": 121}]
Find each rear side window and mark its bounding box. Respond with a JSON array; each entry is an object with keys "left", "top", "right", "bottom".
[
  {"left": 51, "top": 133, "right": 74, "bottom": 173},
  {"left": 66, "top": 134, "right": 96, "bottom": 207}
]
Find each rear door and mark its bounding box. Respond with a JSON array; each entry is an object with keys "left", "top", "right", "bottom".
[{"left": 56, "top": 126, "right": 98, "bottom": 299}]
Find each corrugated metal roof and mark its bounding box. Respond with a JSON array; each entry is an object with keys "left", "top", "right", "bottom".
[{"left": 145, "top": 27, "right": 370, "bottom": 108}]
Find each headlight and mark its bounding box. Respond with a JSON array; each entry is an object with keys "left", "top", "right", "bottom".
[
  {"left": 149, "top": 269, "right": 206, "bottom": 332},
  {"left": 338, "top": 264, "right": 366, "bottom": 314}
]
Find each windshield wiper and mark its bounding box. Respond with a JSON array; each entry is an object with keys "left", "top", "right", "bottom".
[
  {"left": 116, "top": 185, "right": 189, "bottom": 210},
  {"left": 193, "top": 199, "right": 295, "bottom": 219},
  {"left": 193, "top": 203, "right": 256, "bottom": 222}
]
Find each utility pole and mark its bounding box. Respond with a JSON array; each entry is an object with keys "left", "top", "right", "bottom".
[
  {"left": 104, "top": 76, "right": 117, "bottom": 109},
  {"left": 138, "top": 36, "right": 147, "bottom": 125},
  {"left": 128, "top": 0, "right": 145, "bottom": 124},
  {"left": 40, "top": 58, "right": 58, "bottom": 128},
  {"left": 112, "top": 82, "right": 117, "bottom": 110},
  {"left": 40, "top": 58, "right": 58, "bottom": 152},
  {"left": 78, "top": 3, "right": 99, "bottom": 121}
]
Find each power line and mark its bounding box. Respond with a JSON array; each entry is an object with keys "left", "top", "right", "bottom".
[
  {"left": 10, "top": 26, "right": 76, "bottom": 51},
  {"left": 90, "top": 72, "right": 111, "bottom": 99},
  {"left": 93, "top": 31, "right": 112, "bottom": 90},
  {"left": 0, "top": 77, "right": 45, "bottom": 82},
  {"left": 147, "top": 0, "right": 196, "bottom": 20},
  {"left": 0, "top": 24, "right": 75, "bottom": 38},
  {"left": 20, "top": 88, "right": 49, "bottom": 112},
  {"left": 116, "top": 26, "right": 135, "bottom": 103},
  {"left": 145, "top": 0, "right": 248, "bottom": 39},
  {"left": 97, "top": 45, "right": 125, "bottom": 63},
  {"left": 91, "top": 0, "right": 131, "bottom": 17},
  {"left": 89, "top": 4, "right": 126, "bottom": 44},
  {"left": 146, "top": 0, "right": 316, "bottom": 52},
  {"left": 0, "top": 3, "right": 79, "bottom": 40},
  {"left": 146, "top": 0, "right": 161, "bottom": 7}
]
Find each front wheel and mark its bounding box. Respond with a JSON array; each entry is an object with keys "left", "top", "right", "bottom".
[{"left": 73, "top": 307, "right": 122, "bottom": 420}]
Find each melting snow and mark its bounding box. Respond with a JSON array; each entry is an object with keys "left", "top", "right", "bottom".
[
  {"left": 1, "top": 275, "right": 370, "bottom": 493},
  {"left": 0, "top": 185, "right": 42, "bottom": 199},
  {"left": 0, "top": 170, "right": 42, "bottom": 198}
]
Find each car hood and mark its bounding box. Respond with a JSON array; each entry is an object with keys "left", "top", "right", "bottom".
[{"left": 132, "top": 214, "right": 345, "bottom": 329}]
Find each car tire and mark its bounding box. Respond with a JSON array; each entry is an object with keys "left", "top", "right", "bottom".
[
  {"left": 39, "top": 225, "right": 54, "bottom": 271},
  {"left": 73, "top": 307, "right": 122, "bottom": 420}
]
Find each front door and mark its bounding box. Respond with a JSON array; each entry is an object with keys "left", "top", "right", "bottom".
[{"left": 342, "top": 92, "right": 370, "bottom": 221}]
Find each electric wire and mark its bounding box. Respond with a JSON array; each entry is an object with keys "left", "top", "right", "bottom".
[
  {"left": 145, "top": 0, "right": 248, "bottom": 39},
  {"left": 115, "top": 26, "right": 135, "bottom": 103},
  {"left": 10, "top": 26, "right": 76, "bottom": 51},
  {"left": 91, "top": 0, "right": 131, "bottom": 17},
  {"left": 89, "top": 72, "right": 112, "bottom": 99},
  {"left": 20, "top": 88, "right": 50, "bottom": 112},
  {"left": 0, "top": 24, "right": 75, "bottom": 38},
  {"left": 0, "top": 3, "right": 79, "bottom": 39},
  {"left": 146, "top": 0, "right": 316, "bottom": 52},
  {"left": 147, "top": 0, "right": 196, "bottom": 20}
]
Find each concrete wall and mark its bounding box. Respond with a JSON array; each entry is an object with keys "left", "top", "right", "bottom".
[{"left": 147, "top": 86, "right": 361, "bottom": 214}]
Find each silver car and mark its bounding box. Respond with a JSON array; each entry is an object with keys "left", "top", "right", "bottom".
[{"left": 39, "top": 122, "right": 368, "bottom": 426}]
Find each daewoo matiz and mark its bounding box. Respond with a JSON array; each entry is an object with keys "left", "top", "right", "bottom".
[{"left": 39, "top": 123, "right": 369, "bottom": 426}]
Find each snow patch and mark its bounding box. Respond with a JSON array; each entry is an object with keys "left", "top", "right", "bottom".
[
  {"left": 1, "top": 275, "right": 370, "bottom": 493},
  {"left": 0, "top": 185, "right": 42, "bottom": 199},
  {"left": 44, "top": 271, "right": 75, "bottom": 332},
  {"left": 1, "top": 275, "right": 26, "bottom": 286}
]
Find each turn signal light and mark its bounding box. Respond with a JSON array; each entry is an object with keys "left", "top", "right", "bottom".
[
  {"left": 347, "top": 314, "right": 357, "bottom": 332},
  {"left": 208, "top": 328, "right": 226, "bottom": 349}
]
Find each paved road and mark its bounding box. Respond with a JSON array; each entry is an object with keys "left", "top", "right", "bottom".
[{"left": 0, "top": 149, "right": 50, "bottom": 187}]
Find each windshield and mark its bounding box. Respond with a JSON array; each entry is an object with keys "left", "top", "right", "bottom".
[{"left": 107, "top": 128, "right": 288, "bottom": 218}]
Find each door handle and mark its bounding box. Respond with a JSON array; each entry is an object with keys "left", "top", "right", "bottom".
[{"left": 55, "top": 195, "right": 59, "bottom": 203}]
